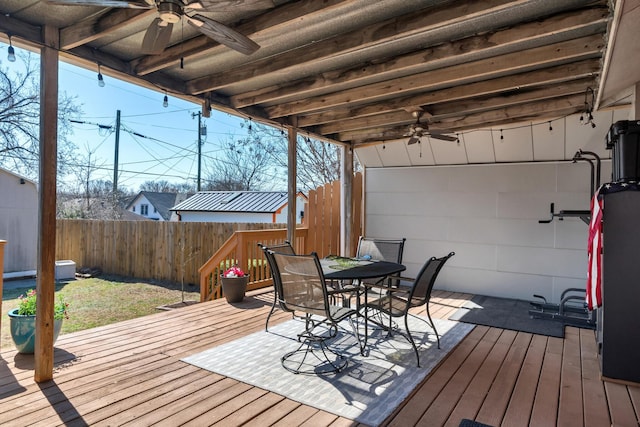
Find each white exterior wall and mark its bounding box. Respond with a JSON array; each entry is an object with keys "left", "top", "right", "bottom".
[
  {"left": 128, "top": 194, "right": 164, "bottom": 221},
  {"left": 178, "top": 211, "right": 274, "bottom": 223},
  {"left": 0, "top": 170, "right": 38, "bottom": 274},
  {"left": 365, "top": 160, "right": 612, "bottom": 303}
]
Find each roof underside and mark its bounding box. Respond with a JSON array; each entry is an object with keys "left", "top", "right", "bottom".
[{"left": 0, "top": 0, "right": 623, "bottom": 154}]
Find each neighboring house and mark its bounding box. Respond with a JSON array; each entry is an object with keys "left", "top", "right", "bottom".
[
  {"left": 126, "top": 191, "right": 189, "bottom": 221},
  {"left": 170, "top": 191, "right": 307, "bottom": 223},
  {"left": 0, "top": 168, "right": 37, "bottom": 276}
]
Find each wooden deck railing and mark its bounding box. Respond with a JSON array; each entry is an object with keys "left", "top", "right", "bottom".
[{"left": 198, "top": 228, "right": 308, "bottom": 302}]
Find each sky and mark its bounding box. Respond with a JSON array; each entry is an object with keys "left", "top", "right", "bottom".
[{"left": 2, "top": 41, "right": 262, "bottom": 193}]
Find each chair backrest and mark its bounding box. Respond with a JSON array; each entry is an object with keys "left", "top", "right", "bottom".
[
  {"left": 259, "top": 241, "right": 295, "bottom": 255},
  {"left": 356, "top": 237, "right": 406, "bottom": 263},
  {"left": 409, "top": 252, "right": 455, "bottom": 306},
  {"left": 270, "top": 251, "right": 329, "bottom": 318},
  {"left": 258, "top": 240, "right": 295, "bottom": 283}
]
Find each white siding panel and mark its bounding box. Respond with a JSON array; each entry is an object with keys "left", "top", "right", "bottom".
[
  {"left": 440, "top": 267, "right": 554, "bottom": 301},
  {"left": 377, "top": 141, "right": 412, "bottom": 167},
  {"left": 463, "top": 131, "right": 495, "bottom": 164},
  {"left": 365, "top": 162, "right": 592, "bottom": 304},
  {"left": 354, "top": 145, "right": 383, "bottom": 167},
  {"left": 497, "top": 245, "right": 585, "bottom": 277},
  {"left": 493, "top": 126, "right": 533, "bottom": 162},
  {"left": 406, "top": 141, "right": 436, "bottom": 166},
  {"left": 532, "top": 118, "right": 566, "bottom": 161},
  {"left": 431, "top": 137, "right": 466, "bottom": 165}
]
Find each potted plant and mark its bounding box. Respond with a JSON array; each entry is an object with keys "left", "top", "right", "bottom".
[
  {"left": 220, "top": 266, "right": 249, "bottom": 303},
  {"left": 7, "top": 289, "right": 69, "bottom": 354}
]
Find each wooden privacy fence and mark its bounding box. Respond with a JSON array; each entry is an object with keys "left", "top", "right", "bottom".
[
  {"left": 55, "top": 220, "right": 282, "bottom": 286},
  {"left": 55, "top": 172, "right": 363, "bottom": 300}
]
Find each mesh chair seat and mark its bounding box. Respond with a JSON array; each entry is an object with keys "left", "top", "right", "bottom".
[
  {"left": 364, "top": 252, "right": 455, "bottom": 367},
  {"left": 270, "top": 251, "right": 362, "bottom": 375}
]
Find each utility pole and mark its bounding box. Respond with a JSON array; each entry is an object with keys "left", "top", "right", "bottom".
[
  {"left": 192, "top": 111, "right": 202, "bottom": 191},
  {"left": 113, "top": 109, "right": 121, "bottom": 196}
]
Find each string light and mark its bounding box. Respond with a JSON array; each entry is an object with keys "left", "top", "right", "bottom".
[
  {"left": 163, "top": 91, "right": 168, "bottom": 108},
  {"left": 500, "top": 129, "right": 504, "bottom": 140},
  {"left": 581, "top": 87, "right": 596, "bottom": 128},
  {"left": 7, "top": 34, "right": 15, "bottom": 62},
  {"left": 548, "top": 121, "right": 553, "bottom": 131},
  {"left": 97, "top": 63, "right": 105, "bottom": 87}
]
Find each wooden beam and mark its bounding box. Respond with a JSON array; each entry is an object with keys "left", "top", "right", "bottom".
[
  {"left": 35, "top": 25, "right": 59, "bottom": 383},
  {"left": 230, "top": 7, "right": 608, "bottom": 108},
  {"left": 265, "top": 34, "right": 604, "bottom": 118},
  {"left": 60, "top": 9, "right": 154, "bottom": 50},
  {"left": 287, "top": 117, "right": 297, "bottom": 245},
  {"left": 185, "top": 0, "right": 524, "bottom": 94},
  {"left": 318, "top": 77, "right": 597, "bottom": 134},
  {"left": 297, "top": 59, "right": 602, "bottom": 127},
  {"left": 341, "top": 93, "right": 587, "bottom": 143}
]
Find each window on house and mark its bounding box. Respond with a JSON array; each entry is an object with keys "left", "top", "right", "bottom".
[{"left": 141, "top": 204, "right": 149, "bottom": 216}]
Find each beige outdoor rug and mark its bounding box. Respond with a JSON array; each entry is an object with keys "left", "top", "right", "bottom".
[{"left": 181, "top": 315, "right": 473, "bottom": 426}]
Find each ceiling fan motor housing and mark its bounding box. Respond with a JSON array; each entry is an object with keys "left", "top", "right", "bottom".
[{"left": 158, "top": 0, "right": 183, "bottom": 24}]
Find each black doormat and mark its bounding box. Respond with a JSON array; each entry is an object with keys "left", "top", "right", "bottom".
[{"left": 450, "top": 295, "right": 566, "bottom": 338}]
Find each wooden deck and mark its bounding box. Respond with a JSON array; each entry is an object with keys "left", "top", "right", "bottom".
[{"left": 1, "top": 289, "right": 639, "bottom": 427}]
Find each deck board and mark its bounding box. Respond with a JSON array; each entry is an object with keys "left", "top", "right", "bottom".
[{"left": 0, "top": 289, "right": 635, "bottom": 427}]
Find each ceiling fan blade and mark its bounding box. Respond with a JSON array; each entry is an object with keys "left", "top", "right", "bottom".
[
  {"left": 190, "top": 0, "right": 275, "bottom": 11},
  {"left": 187, "top": 14, "right": 260, "bottom": 55},
  {"left": 141, "top": 19, "right": 173, "bottom": 55},
  {"left": 45, "top": 0, "right": 152, "bottom": 7},
  {"left": 407, "top": 136, "right": 420, "bottom": 145},
  {"left": 429, "top": 133, "right": 458, "bottom": 142}
]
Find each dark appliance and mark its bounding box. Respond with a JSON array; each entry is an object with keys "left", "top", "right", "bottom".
[{"left": 606, "top": 120, "right": 640, "bottom": 182}]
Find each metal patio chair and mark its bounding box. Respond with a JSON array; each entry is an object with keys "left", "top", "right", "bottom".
[
  {"left": 270, "top": 251, "right": 362, "bottom": 374},
  {"left": 258, "top": 241, "right": 296, "bottom": 331},
  {"left": 364, "top": 251, "right": 455, "bottom": 367}
]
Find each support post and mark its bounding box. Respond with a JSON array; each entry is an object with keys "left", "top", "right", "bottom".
[
  {"left": 287, "top": 118, "right": 297, "bottom": 245},
  {"left": 341, "top": 145, "right": 353, "bottom": 256},
  {"left": 35, "top": 25, "right": 59, "bottom": 383}
]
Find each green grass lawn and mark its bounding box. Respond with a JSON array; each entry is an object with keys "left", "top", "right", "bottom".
[{"left": 1, "top": 276, "right": 200, "bottom": 351}]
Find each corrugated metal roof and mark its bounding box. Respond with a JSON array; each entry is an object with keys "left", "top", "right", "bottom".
[{"left": 171, "top": 191, "right": 293, "bottom": 213}]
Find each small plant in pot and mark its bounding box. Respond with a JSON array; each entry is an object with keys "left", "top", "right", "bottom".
[
  {"left": 220, "top": 266, "right": 249, "bottom": 303},
  {"left": 8, "top": 289, "right": 69, "bottom": 354}
]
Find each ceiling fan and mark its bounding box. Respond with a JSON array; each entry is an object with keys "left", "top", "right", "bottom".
[
  {"left": 405, "top": 110, "right": 457, "bottom": 144},
  {"left": 45, "top": 0, "right": 271, "bottom": 55}
]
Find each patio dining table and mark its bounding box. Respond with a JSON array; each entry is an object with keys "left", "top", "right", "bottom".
[
  {"left": 320, "top": 255, "right": 406, "bottom": 282},
  {"left": 320, "top": 255, "right": 406, "bottom": 353}
]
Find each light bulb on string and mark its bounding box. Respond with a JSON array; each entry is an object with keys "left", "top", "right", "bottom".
[
  {"left": 7, "top": 35, "right": 15, "bottom": 62},
  {"left": 163, "top": 92, "right": 168, "bottom": 108},
  {"left": 97, "top": 63, "right": 105, "bottom": 87}
]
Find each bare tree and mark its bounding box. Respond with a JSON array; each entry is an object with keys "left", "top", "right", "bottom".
[
  {"left": 204, "top": 135, "right": 273, "bottom": 190},
  {"left": 0, "top": 53, "right": 80, "bottom": 180},
  {"left": 138, "top": 180, "right": 195, "bottom": 193},
  {"left": 237, "top": 120, "right": 346, "bottom": 191}
]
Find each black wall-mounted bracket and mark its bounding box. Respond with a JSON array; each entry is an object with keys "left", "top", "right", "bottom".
[{"left": 538, "top": 202, "right": 590, "bottom": 224}]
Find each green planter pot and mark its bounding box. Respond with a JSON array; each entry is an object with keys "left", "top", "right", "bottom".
[
  {"left": 220, "top": 275, "right": 249, "bottom": 303},
  {"left": 8, "top": 309, "right": 63, "bottom": 354}
]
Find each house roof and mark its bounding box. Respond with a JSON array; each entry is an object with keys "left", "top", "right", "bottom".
[
  {"left": 171, "top": 191, "right": 304, "bottom": 213},
  {"left": 0, "top": 1, "right": 619, "bottom": 161},
  {"left": 128, "top": 191, "right": 182, "bottom": 220}
]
